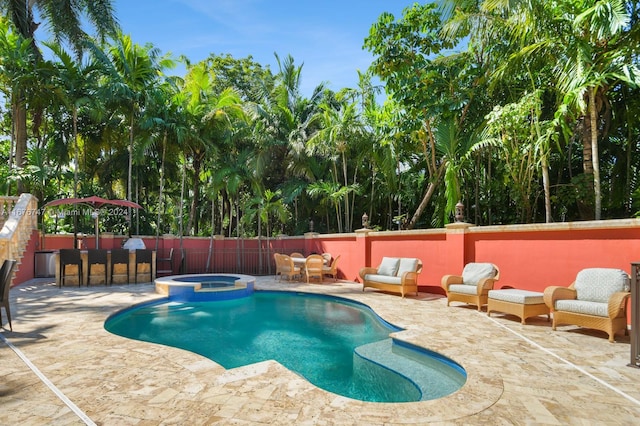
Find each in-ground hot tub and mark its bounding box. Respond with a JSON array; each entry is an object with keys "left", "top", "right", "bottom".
[{"left": 155, "top": 274, "right": 255, "bottom": 302}]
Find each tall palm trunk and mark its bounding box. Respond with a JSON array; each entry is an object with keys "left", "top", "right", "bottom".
[
  {"left": 541, "top": 155, "right": 551, "bottom": 223},
  {"left": 127, "top": 109, "right": 135, "bottom": 234},
  {"left": 407, "top": 165, "right": 446, "bottom": 229},
  {"left": 341, "top": 149, "right": 350, "bottom": 232},
  {"left": 73, "top": 107, "right": 79, "bottom": 197},
  {"left": 155, "top": 130, "right": 167, "bottom": 249},
  {"left": 188, "top": 151, "right": 204, "bottom": 235},
  {"left": 588, "top": 87, "right": 601, "bottom": 220},
  {"left": 12, "top": 91, "right": 27, "bottom": 193}
]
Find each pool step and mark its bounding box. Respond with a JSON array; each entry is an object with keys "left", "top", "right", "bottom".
[{"left": 354, "top": 339, "right": 466, "bottom": 401}]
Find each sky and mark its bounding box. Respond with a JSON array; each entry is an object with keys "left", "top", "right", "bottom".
[{"left": 112, "top": 0, "right": 410, "bottom": 96}]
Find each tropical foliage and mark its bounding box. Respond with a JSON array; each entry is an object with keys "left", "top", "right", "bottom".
[{"left": 2, "top": 1, "right": 640, "bottom": 239}]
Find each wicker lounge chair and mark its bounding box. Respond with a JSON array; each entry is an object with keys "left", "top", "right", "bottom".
[
  {"left": 543, "top": 268, "right": 631, "bottom": 342},
  {"left": 441, "top": 262, "right": 500, "bottom": 311}
]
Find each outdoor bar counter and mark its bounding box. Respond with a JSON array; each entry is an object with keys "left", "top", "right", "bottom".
[{"left": 54, "top": 250, "right": 156, "bottom": 287}]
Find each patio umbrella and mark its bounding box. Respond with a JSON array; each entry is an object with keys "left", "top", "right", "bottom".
[{"left": 44, "top": 196, "right": 143, "bottom": 248}]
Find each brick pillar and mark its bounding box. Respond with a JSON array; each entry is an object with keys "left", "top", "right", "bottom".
[
  {"left": 444, "top": 222, "right": 474, "bottom": 274},
  {"left": 354, "top": 228, "right": 372, "bottom": 282}
]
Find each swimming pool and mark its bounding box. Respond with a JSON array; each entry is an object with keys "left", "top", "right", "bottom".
[{"left": 105, "top": 291, "right": 466, "bottom": 402}]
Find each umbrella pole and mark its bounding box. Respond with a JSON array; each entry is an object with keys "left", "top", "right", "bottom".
[{"left": 92, "top": 210, "right": 99, "bottom": 249}]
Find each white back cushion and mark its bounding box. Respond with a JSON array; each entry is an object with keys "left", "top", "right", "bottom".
[
  {"left": 462, "top": 263, "right": 496, "bottom": 286},
  {"left": 397, "top": 258, "right": 420, "bottom": 276},
  {"left": 574, "top": 268, "right": 629, "bottom": 303},
  {"left": 377, "top": 257, "right": 400, "bottom": 276}
]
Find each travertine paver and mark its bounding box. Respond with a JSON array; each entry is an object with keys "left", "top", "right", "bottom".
[{"left": 1, "top": 276, "right": 639, "bottom": 425}]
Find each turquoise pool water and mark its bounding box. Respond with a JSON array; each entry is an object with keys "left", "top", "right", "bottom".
[{"left": 105, "top": 291, "right": 465, "bottom": 402}]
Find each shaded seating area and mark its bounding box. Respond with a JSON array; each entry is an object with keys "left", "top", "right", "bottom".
[
  {"left": 442, "top": 262, "right": 500, "bottom": 311},
  {"left": 360, "top": 257, "right": 423, "bottom": 297},
  {"left": 543, "top": 268, "right": 631, "bottom": 342},
  {"left": 0, "top": 259, "right": 16, "bottom": 331}
]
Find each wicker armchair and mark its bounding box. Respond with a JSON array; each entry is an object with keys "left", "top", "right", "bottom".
[
  {"left": 543, "top": 268, "right": 630, "bottom": 342},
  {"left": 305, "top": 254, "right": 325, "bottom": 283},
  {"left": 441, "top": 263, "right": 500, "bottom": 311},
  {"left": 322, "top": 255, "right": 341, "bottom": 281},
  {"left": 275, "top": 254, "right": 301, "bottom": 281}
]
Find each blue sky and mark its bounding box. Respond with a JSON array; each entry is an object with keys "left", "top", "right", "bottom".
[{"left": 112, "top": 0, "right": 410, "bottom": 95}]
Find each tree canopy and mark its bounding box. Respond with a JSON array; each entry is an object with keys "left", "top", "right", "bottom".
[{"left": 2, "top": 1, "right": 640, "bottom": 239}]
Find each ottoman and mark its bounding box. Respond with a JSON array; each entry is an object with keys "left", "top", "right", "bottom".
[{"left": 487, "top": 289, "right": 550, "bottom": 324}]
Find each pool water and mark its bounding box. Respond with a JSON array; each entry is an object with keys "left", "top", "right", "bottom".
[
  {"left": 105, "top": 291, "right": 465, "bottom": 402},
  {"left": 173, "top": 275, "right": 236, "bottom": 288}
]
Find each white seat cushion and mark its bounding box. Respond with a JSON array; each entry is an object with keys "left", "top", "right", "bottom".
[
  {"left": 364, "top": 274, "right": 402, "bottom": 285},
  {"left": 488, "top": 289, "right": 544, "bottom": 305},
  {"left": 377, "top": 257, "right": 400, "bottom": 276},
  {"left": 555, "top": 299, "right": 609, "bottom": 317},
  {"left": 448, "top": 284, "right": 478, "bottom": 295}
]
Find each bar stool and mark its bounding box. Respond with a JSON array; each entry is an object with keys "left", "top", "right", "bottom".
[
  {"left": 110, "top": 249, "right": 130, "bottom": 285},
  {"left": 156, "top": 248, "right": 174, "bottom": 277},
  {"left": 87, "top": 249, "right": 108, "bottom": 286},
  {"left": 135, "top": 249, "right": 153, "bottom": 283},
  {"left": 59, "top": 249, "right": 83, "bottom": 287}
]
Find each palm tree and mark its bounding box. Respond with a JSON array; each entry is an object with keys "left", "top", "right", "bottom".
[
  {"left": 99, "top": 32, "right": 172, "bottom": 232},
  {"left": 253, "top": 54, "right": 326, "bottom": 192},
  {"left": 442, "top": 0, "right": 640, "bottom": 220},
  {"left": 0, "top": 18, "right": 35, "bottom": 193},
  {"left": 308, "top": 96, "right": 365, "bottom": 232},
  {"left": 556, "top": 0, "right": 640, "bottom": 220},
  {"left": 0, "top": 0, "right": 118, "bottom": 173},
  {"left": 179, "top": 61, "right": 246, "bottom": 235},
  {"left": 44, "top": 42, "right": 101, "bottom": 197}
]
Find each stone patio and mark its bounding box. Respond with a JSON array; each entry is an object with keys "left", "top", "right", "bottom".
[{"left": 1, "top": 276, "right": 639, "bottom": 425}]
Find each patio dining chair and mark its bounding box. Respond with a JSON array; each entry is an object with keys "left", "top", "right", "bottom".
[
  {"left": 59, "top": 249, "right": 83, "bottom": 287},
  {"left": 322, "top": 254, "right": 341, "bottom": 281},
  {"left": 305, "top": 254, "right": 324, "bottom": 283},
  {"left": 0, "top": 259, "right": 17, "bottom": 331},
  {"left": 278, "top": 254, "right": 301, "bottom": 281}
]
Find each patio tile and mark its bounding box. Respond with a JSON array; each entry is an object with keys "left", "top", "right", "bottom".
[{"left": 1, "top": 276, "right": 639, "bottom": 424}]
